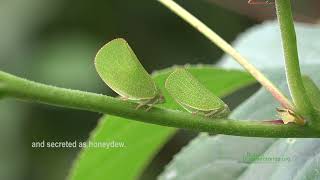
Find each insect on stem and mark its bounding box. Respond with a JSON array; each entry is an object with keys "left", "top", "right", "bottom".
[
  {"left": 95, "top": 38, "right": 165, "bottom": 111},
  {"left": 165, "top": 68, "right": 230, "bottom": 118}
]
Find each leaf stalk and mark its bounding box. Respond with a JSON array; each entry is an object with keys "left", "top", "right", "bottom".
[{"left": 275, "top": 0, "right": 317, "bottom": 124}]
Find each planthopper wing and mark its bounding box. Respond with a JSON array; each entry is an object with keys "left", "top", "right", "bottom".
[
  {"left": 165, "top": 68, "right": 226, "bottom": 111},
  {"left": 95, "top": 38, "right": 158, "bottom": 100}
]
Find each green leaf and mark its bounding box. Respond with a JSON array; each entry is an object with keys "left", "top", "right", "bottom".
[
  {"left": 69, "top": 65, "right": 255, "bottom": 180},
  {"left": 0, "top": 75, "right": 5, "bottom": 99},
  {"left": 29, "top": 35, "right": 102, "bottom": 91},
  {"left": 69, "top": 116, "right": 175, "bottom": 180},
  {"left": 160, "top": 65, "right": 320, "bottom": 180},
  {"left": 303, "top": 76, "right": 320, "bottom": 112},
  {"left": 160, "top": 22, "right": 320, "bottom": 180},
  {"left": 0, "top": 100, "right": 26, "bottom": 180},
  {"left": 219, "top": 21, "right": 320, "bottom": 69},
  {"left": 0, "top": 86, "right": 4, "bottom": 99}
]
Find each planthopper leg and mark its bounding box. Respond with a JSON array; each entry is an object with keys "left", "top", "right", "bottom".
[{"left": 135, "top": 98, "right": 154, "bottom": 110}]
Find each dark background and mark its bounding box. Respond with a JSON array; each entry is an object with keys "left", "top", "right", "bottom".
[{"left": 0, "top": 0, "right": 280, "bottom": 179}]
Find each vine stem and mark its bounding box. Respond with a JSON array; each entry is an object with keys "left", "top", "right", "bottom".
[
  {"left": 274, "top": 0, "right": 315, "bottom": 120},
  {"left": 157, "top": 0, "right": 293, "bottom": 110},
  {"left": 0, "top": 70, "right": 319, "bottom": 137}
]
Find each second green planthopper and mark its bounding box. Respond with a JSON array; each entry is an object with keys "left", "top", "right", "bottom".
[{"left": 165, "top": 68, "right": 230, "bottom": 118}]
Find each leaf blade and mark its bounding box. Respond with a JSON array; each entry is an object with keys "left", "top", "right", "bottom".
[
  {"left": 160, "top": 65, "right": 320, "bottom": 180},
  {"left": 160, "top": 21, "right": 320, "bottom": 180},
  {"left": 69, "top": 66, "right": 255, "bottom": 180}
]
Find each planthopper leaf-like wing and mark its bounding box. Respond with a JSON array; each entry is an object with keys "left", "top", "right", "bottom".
[
  {"left": 95, "top": 38, "right": 157, "bottom": 100},
  {"left": 165, "top": 68, "right": 226, "bottom": 111}
]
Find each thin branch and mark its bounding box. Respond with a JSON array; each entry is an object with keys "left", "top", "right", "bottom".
[
  {"left": 157, "top": 0, "right": 293, "bottom": 110},
  {"left": 0, "top": 70, "right": 319, "bottom": 137}
]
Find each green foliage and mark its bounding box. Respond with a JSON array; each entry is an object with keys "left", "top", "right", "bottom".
[
  {"left": 219, "top": 21, "right": 320, "bottom": 68},
  {"left": 303, "top": 76, "right": 320, "bottom": 112},
  {"left": 0, "top": 84, "right": 4, "bottom": 99},
  {"left": 275, "top": 0, "right": 313, "bottom": 118},
  {"left": 69, "top": 66, "right": 255, "bottom": 180},
  {"left": 0, "top": 100, "right": 26, "bottom": 180},
  {"left": 159, "top": 66, "right": 320, "bottom": 180},
  {"left": 0, "top": 73, "right": 6, "bottom": 99},
  {"left": 29, "top": 36, "right": 102, "bottom": 91},
  {"left": 69, "top": 116, "right": 175, "bottom": 180},
  {"left": 165, "top": 68, "right": 229, "bottom": 118},
  {"left": 3, "top": 2, "right": 320, "bottom": 179},
  {"left": 160, "top": 21, "right": 320, "bottom": 180}
]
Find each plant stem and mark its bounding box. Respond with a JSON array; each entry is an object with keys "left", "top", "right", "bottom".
[
  {"left": 157, "top": 0, "right": 293, "bottom": 110},
  {"left": 1, "top": 70, "right": 319, "bottom": 137},
  {"left": 275, "top": 0, "right": 315, "bottom": 119}
]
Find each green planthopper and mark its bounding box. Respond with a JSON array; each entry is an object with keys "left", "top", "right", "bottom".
[
  {"left": 165, "top": 68, "right": 230, "bottom": 118},
  {"left": 95, "top": 38, "right": 164, "bottom": 110}
]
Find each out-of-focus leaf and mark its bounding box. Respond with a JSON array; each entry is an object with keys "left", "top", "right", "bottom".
[
  {"left": 0, "top": 1, "right": 62, "bottom": 179},
  {"left": 0, "top": 0, "right": 61, "bottom": 70},
  {"left": 219, "top": 21, "right": 320, "bottom": 69},
  {"left": 0, "top": 100, "right": 27, "bottom": 180},
  {"left": 69, "top": 65, "right": 255, "bottom": 180},
  {"left": 302, "top": 76, "right": 320, "bottom": 111},
  {"left": 29, "top": 35, "right": 102, "bottom": 91},
  {"left": 160, "top": 66, "right": 320, "bottom": 180},
  {"left": 160, "top": 22, "right": 320, "bottom": 180}
]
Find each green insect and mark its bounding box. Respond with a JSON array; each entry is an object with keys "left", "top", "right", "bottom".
[
  {"left": 165, "top": 68, "right": 230, "bottom": 118},
  {"left": 94, "top": 38, "right": 164, "bottom": 110}
]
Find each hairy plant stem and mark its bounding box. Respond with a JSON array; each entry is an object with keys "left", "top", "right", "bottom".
[
  {"left": 0, "top": 71, "right": 319, "bottom": 137},
  {"left": 275, "top": 0, "right": 317, "bottom": 124},
  {"left": 157, "top": 0, "right": 293, "bottom": 110}
]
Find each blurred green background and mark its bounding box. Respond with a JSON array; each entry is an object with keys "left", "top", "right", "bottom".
[{"left": 0, "top": 0, "right": 256, "bottom": 179}]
